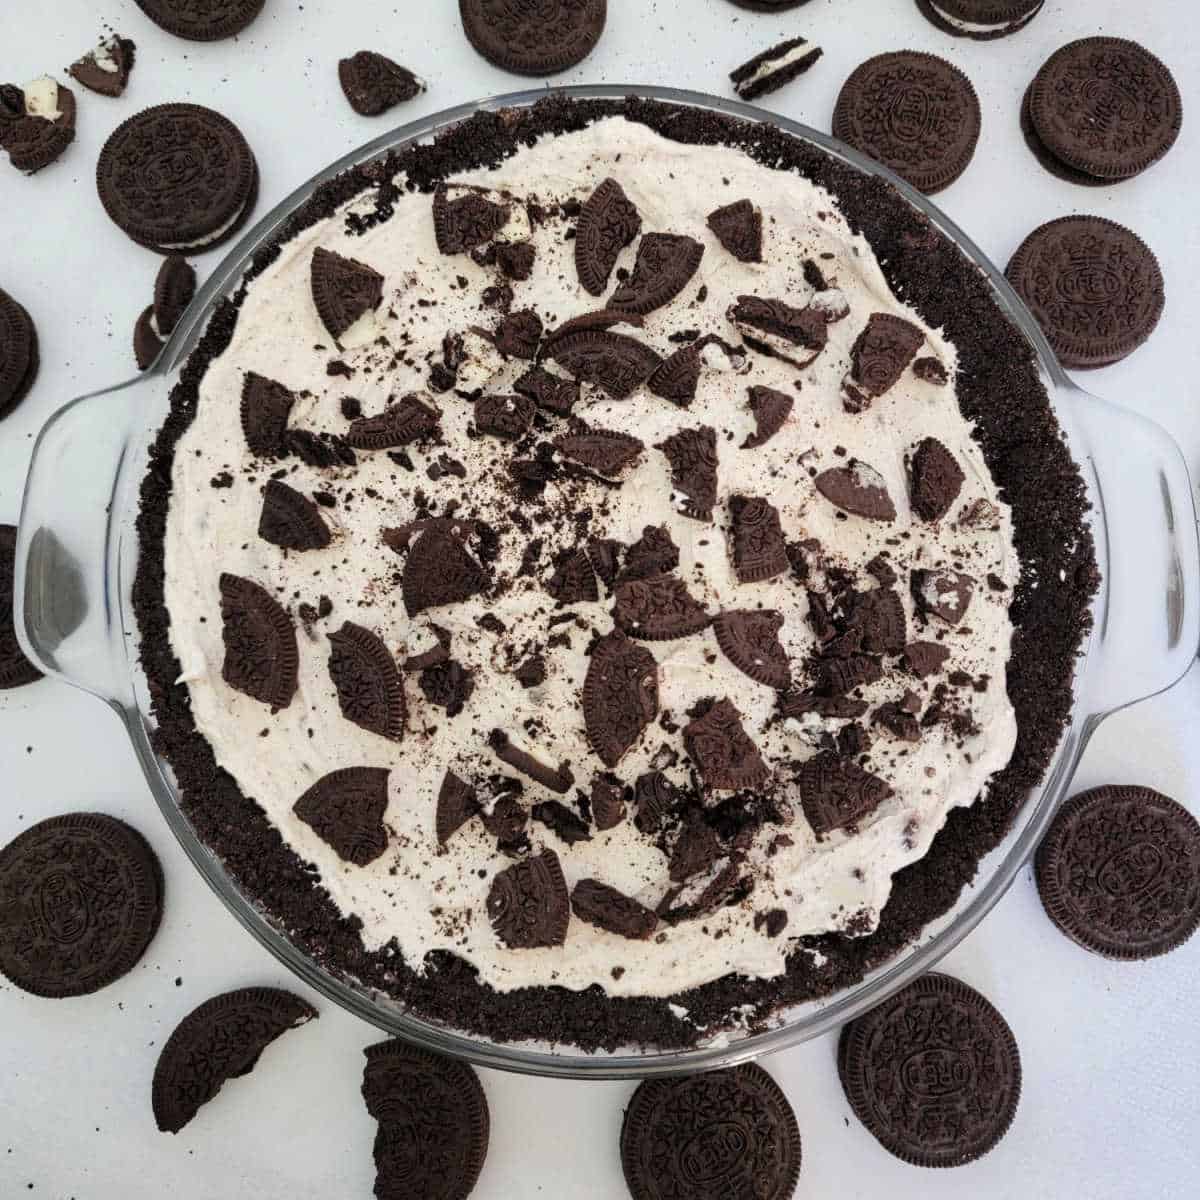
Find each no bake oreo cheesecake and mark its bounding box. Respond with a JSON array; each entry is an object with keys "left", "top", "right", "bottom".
[{"left": 137, "top": 97, "right": 1094, "bottom": 1049}]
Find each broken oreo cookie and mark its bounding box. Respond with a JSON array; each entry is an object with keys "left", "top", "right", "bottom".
[
  {"left": 219, "top": 572, "right": 299, "bottom": 709},
  {"left": 338, "top": 51, "right": 425, "bottom": 116},
  {"left": 487, "top": 849, "right": 570, "bottom": 949},
  {"left": 575, "top": 177, "right": 641, "bottom": 295},
  {"left": 582, "top": 630, "right": 659, "bottom": 767},
  {"left": 328, "top": 622, "right": 407, "bottom": 741},
  {"left": 293, "top": 766, "right": 390, "bottom": 867}
]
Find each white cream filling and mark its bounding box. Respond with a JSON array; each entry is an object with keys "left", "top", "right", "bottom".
[
  {"left": 163, "top": 119, "right": 1018, "bottom": 1000},
  {"left": 929, "top": 0, "right": 1042, "bottom": 33},
  {"left": 22, "top": 76, "right": 62, "bottom": 120},
  {"left": 734, "top": 41, "right": 820, "bottom": 96},
  {"left": 92, "top": 38, "right": 122, "bottom": 73},
  {"left": 162, "top": 194, "right": 251, "bottom": 251}
]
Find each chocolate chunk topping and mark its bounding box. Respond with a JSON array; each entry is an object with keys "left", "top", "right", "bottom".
[
  {"left": 152, "top": 988, "right": 316, "bottom": 1135},
  {"left": 609, "top": 232, "right": 705, "bottom": 315},
  {"left": 328, "top": 622, "right": 406, "bottom": 741},
  {"left": 494, "top": 307, "right": 542, "bottom": 359},
  {"left": 547, "top": 329, "right": 663, "bottom": 400},
  {"left": 873, "top": 701, "right": 922, "bottom": 743},
  {"left": 487, "top": 850, "right": 570, "bottom": 949},
  {"left": 514, "top": 365, "right": 578, "bottom": 415},
  {"left": 684, "top": 698, "right": 768, "bottom": 790},
  {"left": 432, "top": 186, "right": 509, "bottom": 254},
  {"left": 729, "top": 495, "right": 789, "bottom": 583},
  {"left": 310, "top": 246, "right": 383, "bottom": 341},
  {"left": 404, "top": 622, "right": 451, "bottom": 672},
  {"left": 1035, "top": 785, "right": 1200, "bottom": 960},
  {"left": 218, "top": 573, "right": 298, "bottom": 709},
  {"left": 284, "top": 428, "right": 356, "bottom": 468},
  {"left": 257, "top": 479, "right": 331, "bottom": 551},
  {"left": 489, "top": 729, "right": 574, "bottom": 794},
  {"left": 707, "top": 198, "right": 763, "bottom": 263},
  {"left": 633, "top": 771, "right": 683, "bottom": 835},
  {"left": 912, "top": 356, "right": 948, "bottom": 385},
  {"left": 912, "top": 568, "right": 974, "bottom": 625},
  {"left": 360, "top": 1042, "right": 489, "bottom": 1200},
  {"left": 656, "top": 425, "right": 717, "bottom": 521},
  {"left": 575, "top": 177, "right": 641, "bottom": 295},
  {"left": 0, "top": 813, "right": 161, "bottom": 997},
  {"left": 840, "top": 973, "right": 1021, "bottom": 1167},
  {"left": 797, "top": 751, "right": 893, "bottom": 835},
  {"left": 589, "top": 774, "right": 627, "bottom": 830},
  {"left": 240, "top": 372, "right": 295, "bottom": 457},
  {"left": 844, "top": 312, "right": 924, "bottom": 407},
  {"left": 419, "top": 660, "right": 474, "bottom": 717},
  {"left": 547, "top": 548, "right": 599, "bottom": 605},
  {"left": 618, "top": 525, "right": 678, "bottom": 583},
  {"left": 532, "top": 800, "right": 592, "bottom": 845},
  {"left": 669, "top": 813, "right": 723, "bottom": 883},
  {"left": 729, "top": 295, "right": 828, "bottom": 367},
  {"left": 571, "top": 879, "right": 657, "bottom": 940},
  {"left": 713, "top": 609, "right": 791, "bottom": 690},
  {"left": 479, "top": 790, "right": 527, "bottom": 854},
  {"left": 475, "top": 392, "right": 536, "bottom": 440},
  {"left": 846, "top": 588, "right": 907, "bottom": 654},
  {"left": 587, "top": 538, "right": 624, "bottom": 591},
  {"left": 902, "top": 640, "right": 951, "bottom": 678},
  {"left": 346, "top": 393, "right": 440, "bottom": 449},
  {"left": 614, "top": 575, "right": 711, "bottom": 641},
  {"left": 909, "top": 437, "right": 965, "bottom": 521},
  {"left": 293, "top": 767, "right": 390, "bottom": 866},
  {"left": 402, "top": 526, "right": 487, "bottom": 615},
  {"left": 742, "top": 385, "right": 793, "bottom": 448},
  {"left": 554, "top": 426, "right": 643, "bottom": 476},
  {"left": 814, "top": 461, "right": 896, "bottom": 521},
  {"left": 514, "top": 654, "right": 546, "bottom": 688},
  {"left": 817, "top": 653, "right": 884, "bottom": 697},
  {"left": 338, "top": 51, "right": 423, "bottom": 117},
  {"left": 582, "top": 630, "right": 659, "bottom": 767},
  {"left": 496, "top": 240, "right": 536, "bottom": 280},
  {"left": 778, "top": 690, "right": 869, "bottom": 721},
  {"left": 153, "top": 255, "right": 196, "bottom": 337},
  {"left": 436, "top": 770, "right": 479, "bottom": 846},
  {"left": 756, "top": 909, "right": 789, "bottom": 938}
]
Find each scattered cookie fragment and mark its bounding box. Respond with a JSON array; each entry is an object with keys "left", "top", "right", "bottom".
[
  {"left": 0, "top": 78, "right": 76, "bottom": 173},
  {"left": 69, "top": 33, "right": 136, "bottom": 96},
  {"left": 339, "top": 51, "right": 425, "bottom": 116},
  {"left": 731, "top": 36, "right": 823, "bottom": 102},
  {"left": 293, "top": 767, "right": 390, "bottom": 866}
]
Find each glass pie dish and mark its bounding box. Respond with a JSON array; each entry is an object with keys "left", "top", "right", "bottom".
[{"left": 14, "top": 85, "right": 1200, "bottom": 1079}]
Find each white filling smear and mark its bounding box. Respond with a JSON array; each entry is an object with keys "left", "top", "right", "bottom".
[
  {"left": 23, "top": 77, "right": 62, "bottom": 120},
  {"left": 163, "top": 118, "right": 1019, "bottom": 999}
]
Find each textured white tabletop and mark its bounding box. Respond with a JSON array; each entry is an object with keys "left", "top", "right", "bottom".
[{"left": 1, "top": 2, "right": 1198, "bottom": 1197}]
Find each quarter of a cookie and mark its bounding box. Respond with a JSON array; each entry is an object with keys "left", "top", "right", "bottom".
[
  {"left": 338, "top": 51, "right": 425, "bottom": 117},
  {"left": 97, "top": 104, "right": 259, "bottom": 254},
  {"left": 0, "top": 813, "right": 162, "bottom": 996},
  {"left": 915, "top": 0, "right": 1043, "bottom": 41},
  {"left": 1029, "top": 38, "right": 1182, "bottom": 181},
  {"left": 0, "top": 288, "right": 39, "bottom": 419},
  {"left": 1036, "top": 786, "right": 1200, "bottom": 960},
  {"left": 361, "top": 1040, "right": 490, "bottom": 1200},
  {"left": 839, "top": 973, "right": 1021, "bottom": 1167},
  {"left": 69, "top": 34, "right": 137, "bottom": 96},
  {"left": 833, "top": 52, "right": 981, "bottom": 194},
  {"left": 459, "top": 0, "right": 606, "bottom": 76},
  {"left": 135, "top": 0, "right": 266, "bottom": 41},
  {"left": 621, "top": 1064, "right": 801, "bottom": 1199},
  {"left": 1006, "top": 216, "right": 1164, "bottom": 369},
  {"left": 153, "top": 987, "right": 317, "bottom": 1132},
  {"left": 731, "top": 36, "right": 823, "bottom": 102}
]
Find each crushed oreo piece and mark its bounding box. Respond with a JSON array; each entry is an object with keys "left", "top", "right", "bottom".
[
  {"left": 402, "top": 526, "right": 487, "bottom": 615},
  {"left": 433, "top": 186, "right": 508, "bottom": 255},
  {"left": 571, "top": 879, "right": 657, "bottom": 939},
  {"left": 436, "top": 770, "right": 479, "bottom": 845},
  {"left": 590, "top": 774, "right": 627, "bottom": 830},
  {"left": 618, "top": 525, "right": 678, "bottom": 584},
  {"left": 475, "top": 392, "right": 536, "bottom": 440},
  {"left": 843, "top": 312, "right": 924, "bottom": 410},
  {"left": 742, "top": 385, "right": 793, "bottom": 448},
  {"left": 328, "top": 621, "right": 406, "bottom": 741},
  {"left": 547, "top": 329, "right": 663, "bottom": 400},
  {"left": 547, "top": 548, "right": 599, "bottom": 605},
  {"left": 582, "top": 631, "right": 659, "bottom": 767},
  {"left": 338, "top": 51, "right": 424, "bottom": 117},
  {"left": 814, "top": 461, "right": 896, "bottom": 521},
  {"left": 609, "top": 233, "right": 704, "bottom": 315},
  {"left": 218, "top": 573, "right": 298, "bottom": 709},
  {"left": 909, "top": 437, "right": 965, "bottom": 521},
  {"left": 684, "top": 698, "right": 769, "bottom": 790},
  {"left": 487, "top": 851, "right": 570, "bottom": 949},
  {"left": 707, "top": 198, "right": 762, "bottom": 263},
  {"left": 797, "top": 751, "right": 893, "bottom": 836},
  {"left": 293, "top": 767, "right": 390, "bottom": 866},
  {"left": 310, "top": 246, "right": 383, "bottom": 342},
  {"left": 731, "top": 35, "right": 823, "bottom": 102},
  {"left": 729, "top": 295, "right": 827, "bottom": 367},
  {"left": 240, "top": 372, "right": 295, "bottom": 457},
  {"left": 614, "top": 575, "right": 710, "bottom": 641},
  {"left": 729, "top": 495, "right": 789, "bottom": 583},
  {"left": 494, "top": 307, "right": 542, "bottom": 359},
  {"left": 514, "top": 364, "right": 578, "bottom": 415},
  {"left": 575, "top": 177, "right": 641, "bottom": 295},
  {"left": 713, "top": 609, "right": 791, "bottom": 690},
  {"left": 346, "top": 394, "right": 440, "bottom": 449},
  {"left": 419, "top": 659, "right": 475, "bottom": 717},
  {"left": 554, "top": 425, "right": 643, "bottom": 476},
  {"left": 656, "top": 425, "right": 717, "bottom": 521},
  {"left": 912, "top": 568, "right": 974, "bottom": 625},
  {"left": 532, "top": 799, "right": 591, "bottom": 845},
  {"left": 257, "top": 479, "right": 331, "bottom": 551}
]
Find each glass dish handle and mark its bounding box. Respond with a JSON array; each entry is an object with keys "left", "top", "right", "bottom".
[
  {"left": 14, "top": 381, "right": 147, "bottom": 711},
  {"left": 1071, "top": 387, "right": 1200, "bottom": 720}
]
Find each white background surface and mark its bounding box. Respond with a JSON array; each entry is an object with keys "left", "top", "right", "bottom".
[{"left": 1, "top": 1, "right": 1198, "bottom": 1197}]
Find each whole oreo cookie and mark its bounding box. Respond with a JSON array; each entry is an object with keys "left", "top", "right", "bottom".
[
  {"left": 1036, "top": 786, "right": 1200, "bottom": 959},
  {"left": 361, "top": 1041, "right": 490, "bottom": 1200},
  {"left": 915, "top": 0, "right": 1043, "bottom": 41},
  {"left": 0, "top": 524, "right": 42, "bottom": 687},
  {"left": 621, "top": 1063, "right": 802, "bottom": 1199},
  {"left": 1018, "top": 82, "right": 1108, "bottom": 188},
  {"left": 833, "top": 52, "right": 981, "bottom": 194},
  {"left": 839, "top": 973, "right": 1021, "bottom": 1167},
  {"left": 725, "top": 0, "right": 808, "bottom": 10},
  {"left": 135, "top": 0, "right": 266, "bottom": 42},
  {"left": 459, "top": 0, "right": 606, "bottom": 77},
  {"left": 1006, "top": 216, "right": 1164, "bottom": 369},
  {"left": 0, "top": 813, "right": 162, "bottom": 997},
  {"left": 0, "top": 287, "right": 39, "bottom": 419},
  {"left": 1030, "top": 38, "right": 1182, "bottom": 181},
  {"left": 153, "top": 987, "right": 317, "bottom": 1132},
  {"left": 97, "top": 104, "right": 258, "bottom": 254}
]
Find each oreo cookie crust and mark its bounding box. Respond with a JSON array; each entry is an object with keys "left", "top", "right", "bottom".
[
  {"left": 1006, "top": 216, "right": 1164, "bottom": 369},
  {"left": 621, "top": 1064, "right": 801, "bottom": 1199},
  {"left": 134, "top": 95, "right": 1095, "bottom": 1052},
  {"left": 1036, "top": 786, "right": 1200, "bottom": 960},
  {"left": 459, "top": 0, "right": 606, "bottom": 76},
  {"left": 135, "top": 0, "right": 266, "bottom": 42},
  {"left": 1029, "top": 39, "right": 1182, "bottom": 181},
  {"left": 152, "top": 987, "right": 317, "bottom": 1132},
  {"left": 834, "top": 52, "right": 981, "bottom": 194},
  {"left": 97, "top": 104, "right": 258, "bottom": 254},
  {"left": 839, "top": 973, "right": 1021, "bottom": 1167},
  {"left": 0, "top": 813, "right": 162, "bottom": 997}
]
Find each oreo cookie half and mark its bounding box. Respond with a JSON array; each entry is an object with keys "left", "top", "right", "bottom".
[
  {"left": 0, "top": 813, "right": 162, "bottom": 997},
  {"left": 1036, "top": 786, "right": 1200, "bottom": 959},
  {"left": 839, "top": 973, "right": 1021, "bottom": 1167},
  {"left": 97, "top": 104, "right": 258, "bottom": 254}
]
